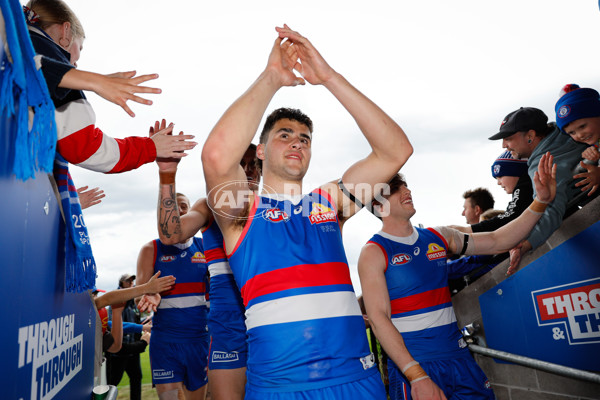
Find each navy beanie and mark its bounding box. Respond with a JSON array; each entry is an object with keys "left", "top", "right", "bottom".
[
  {"left": 491, "top": 151, "right": 528, "bottom": 178},
  {"left": 555, "top": 88, "right": 600, "bottom": 131}
]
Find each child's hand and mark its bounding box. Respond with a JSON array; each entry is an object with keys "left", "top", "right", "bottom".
[
  {"left": 94, "top": 71, "right": 161, "bottom": 117},
  {"left": 574, "top": 163, "right": 600, "bottom": 196},
  {"left": 149, "top": 119, "right": 197, "bottom": 161},
  {"left": 77, "top": 186, "right": 105, "bottom": 209},
  {"left": 582, "top": 146, "right": 600, "bottom": 162},
  {"left": 145, "top": 271, "right": 176, "bottom": 294}
]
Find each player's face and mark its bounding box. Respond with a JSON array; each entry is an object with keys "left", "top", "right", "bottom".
[
  {"left": 497, "top": 175, "right": 519, "bottom": 194},
  {"left": 241, "top": 147, "right": 260, "bottom": 191},
  {"left": 262, "top": 119, "right": 312, "bottom": 181},
  {"left": 564, "top": 117, "right": 600, "bottom": 145},
  {"left": 502, "top": 131, "right": 532, "bottom": 159},
  {"left": 387, "top": 184, "right": 415, "bottom": 219},
  {"left": 177, "top": 195, "right": 191, "bottom": 216},
  {"left": 462, "top": 198, "right": 479, "bottom": 225}
]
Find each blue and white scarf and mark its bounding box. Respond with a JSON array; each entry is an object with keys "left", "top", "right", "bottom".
[
  {"left": 0, "top": 0, "right": 56, "bottom": 179},
  {"left": 54, "top": 155, "right": 97, "bottom": 292}
]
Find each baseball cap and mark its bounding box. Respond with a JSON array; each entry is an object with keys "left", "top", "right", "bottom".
[
  {"left": 119, "top": 273, "right": 136, "bottom": 284},
  {"left": 489, "top": 107, "right": 548, "bottom": 140}
]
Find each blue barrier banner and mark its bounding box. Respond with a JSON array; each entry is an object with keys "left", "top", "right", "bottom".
[
  {"left": 1, "top": 173, "right": 96, "bottom": 399},
  {"left": 480, "top": 221, "right": 600, "bottom": 372}
]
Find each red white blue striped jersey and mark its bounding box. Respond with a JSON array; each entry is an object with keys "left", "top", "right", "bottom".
[
  {"left": 152, "top": 237, "right": 209, "bottom": 343},
  {"left": 201, "top": 218, "right": 244, "bottom": 312},
  {"left": 228, "top": 190, "right": 377, "bottom": 391},
  {"left": 368, "top": 228, "right": 469, "bottom": 361}
]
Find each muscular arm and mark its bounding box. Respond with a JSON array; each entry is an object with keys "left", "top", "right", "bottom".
[
  {"left": 202, "top": 35, "right": 302, "bottom": 249},
  {"left": 136, "top": 242, "right": 156, "bottom": 287},
  {"left": 443, "top": 153, "right": 557, "bottom": 256},
  {"left": 273, "top": 27, "right": 413, "bottom": 221},
  {"left": 358, "top": 244, "right": 445, "bottom": 399},
  {"left": 326, "top": 72, "right": 412, "bottom": 220},
  {"left": 157, "top": 183, "right": 210, "bottom": 245},
  {"left": 136, "top": 242, "right": 164, "bottom": 313},
  {"left": 447, "top": 225, "right": 473, "bottom": 234}
]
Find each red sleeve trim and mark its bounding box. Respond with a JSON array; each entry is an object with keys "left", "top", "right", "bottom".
[{"left": 427, "top": 227, "right": 449, "bottom": 251}]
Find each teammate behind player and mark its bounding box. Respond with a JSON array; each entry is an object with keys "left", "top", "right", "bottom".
[
  {"left": 148, "top": 119, "right": 260, "bottom": 400},
  {"left": 137, "top": 192, "right": 209, "bottom": 400}
]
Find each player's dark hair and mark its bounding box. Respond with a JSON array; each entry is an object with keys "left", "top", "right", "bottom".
[
  {"left": 259, "top": 108, "right": 313, "bottom": 144},
  {"left": 256, "top": 108, "right": 313, "bottom": 173}
]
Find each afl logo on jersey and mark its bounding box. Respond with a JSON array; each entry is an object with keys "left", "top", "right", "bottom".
[
  {"left": 160, "top": 255, "right": 177, "bottom": 262},
  {"left": 191, "top": 252, "right": 206, "bottom": 263},
  {"left": 391, "top": 253, "right": 412, "bottom": 265},
  {"left": 263, "top": 208, "right": 289, "bottom": 222},
  {"left": 426, "top": 243, "right": 446, "bottom": 261}
]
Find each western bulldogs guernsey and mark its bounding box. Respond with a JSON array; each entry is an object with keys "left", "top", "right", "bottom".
[
  {"left": 202, "top": 218, "right": 244, "bottom": 312},
  {"left": 368, "top": 228, "right": 469, "bottom": 361},
  {"left": 227, "top": 189, "right": 377, "bottom": 392},
  {"left": 152, "top": 237, "right": 209, "bottom": 343}
]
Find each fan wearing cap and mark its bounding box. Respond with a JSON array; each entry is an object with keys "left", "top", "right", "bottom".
[
  {"left": 488, "top": 107, "right": 587, "bottom": 274},
  {"left": 555, "top": 87, "right": 600, "bottom": 197}
]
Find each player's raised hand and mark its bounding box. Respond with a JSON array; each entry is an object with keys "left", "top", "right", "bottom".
[
  {"left": 265, "top": 34, "right": 305, "bottom": 87},
  {"left": 275, "top": 24, "right": 336, "bottom": 86}
]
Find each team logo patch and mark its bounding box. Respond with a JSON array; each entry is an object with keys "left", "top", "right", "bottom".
[
  {"left": 211, "top": 351, "right": 239, "bottom": 362},
  {"left": 493, "top": 165, "right": 501, "bottom": 175},
  {"left": 500, "top": 118, "right": 507, "bottom": 127},
  {"left": 426, "top": 243, "right": 446, "bottom": 261},
  {"left": 308, "top": 203, "right": 336, "bottom": 224},
  {"left": 263, "top": 208, "right": 290, "bottom": 222},
  {"left": 532, "top": 277, "right": 600, "bottom": 345},
  {"left": 191, "top": 251, "right": 206, "bottom": 263},
  {"left": 391, "top": 253, "right": 412, "bottom": 265},
  {"left": 359, "top": 353, "right": 375, "bottom": 370},
  {"left": 160, "top": 255, "right": 177, "bottom": 262},
  {"left": 558, "top": 105, "right": 571, "bottom": 119}
]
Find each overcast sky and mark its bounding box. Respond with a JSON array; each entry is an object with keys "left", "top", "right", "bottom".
[{"left": 57, "top": 0, "right": 600, "bottom": 293}]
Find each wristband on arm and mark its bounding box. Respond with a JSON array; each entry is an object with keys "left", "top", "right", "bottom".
[
  {"left": 528, "top": 198, "right": 548, "bottom": 215},
  {"left": 159, "top": 171, "right": 175, "bottom": 185},
  {"left": 401, "top": 360, "right": 430, "bottom": 384}
]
